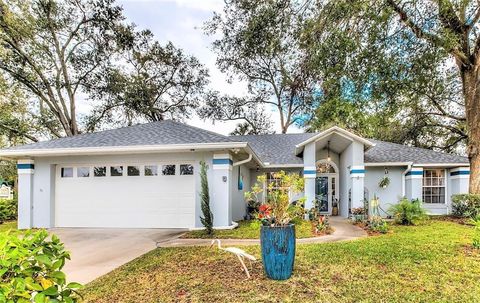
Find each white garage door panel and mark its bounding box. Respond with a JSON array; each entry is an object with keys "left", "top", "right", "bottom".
[{"left": 55, "top": 166, "right": 195, "bottom": 228}]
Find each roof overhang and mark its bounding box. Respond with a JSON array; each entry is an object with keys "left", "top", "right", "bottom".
[
  {"left": 295, "top": 126, "right": 375, "bottom": 155},
  {"left": 0, "top": 142, "right": 250, "bottom": 159}
]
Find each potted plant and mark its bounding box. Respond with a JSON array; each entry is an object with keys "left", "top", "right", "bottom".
[
  {"left": 378, "top": 176, "right": 390, "bottom": 189},
  {"left": 245, "top": 171, "right": 304, "bottom": 280}
]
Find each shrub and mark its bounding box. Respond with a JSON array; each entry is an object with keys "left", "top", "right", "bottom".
[
  {"left": 199, "top": 161, "right": 213, "bottom": 235},
  {"left": 389, "top": 198, "right": 427, "bottom": 225},
  {"left": 0, "top": 197, "right": 17, "bottom": 223},
  {"left": 368, "top": 216, "right": 388, "bottom": 234},
  {"left": 452, "top": 194, "right": 480, "bottom": 218},
  {"left": 0, "top": 230, "right": 82, "bottom": 302},
  {"left": 469, "top": 215, "right": 480, "bottom": 249}
]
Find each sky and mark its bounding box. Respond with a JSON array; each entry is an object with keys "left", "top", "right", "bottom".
[{"left": 115, "top": 0, "right": 303, "bottom": 134}]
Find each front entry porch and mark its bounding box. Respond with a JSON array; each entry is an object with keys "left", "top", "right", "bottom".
[{"left": 297, "top": 127, "right": 373, "bottom": 218}]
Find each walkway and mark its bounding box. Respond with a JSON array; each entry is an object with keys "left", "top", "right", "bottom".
[{"left": 157, "top": 217, "right": 367, "bottom": 247}]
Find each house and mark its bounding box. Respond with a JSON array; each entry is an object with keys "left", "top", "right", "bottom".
[{"left": 0, "top": 120, "right": 469, "bottom": 229}]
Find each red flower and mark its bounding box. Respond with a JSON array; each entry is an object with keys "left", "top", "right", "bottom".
[{"left": 258, "top": 204, "right": 272, "bottom": 219}]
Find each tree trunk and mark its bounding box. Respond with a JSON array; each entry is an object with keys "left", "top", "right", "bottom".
[{"left": 462, "top": 68, "right": 480, "bottom": 194}]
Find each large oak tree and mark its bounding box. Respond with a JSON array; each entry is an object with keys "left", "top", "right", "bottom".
[
  {"left": 0, "top": 0, "right": 128, "bottom": 137},
  {"left": 303, "top": 0, "right": 479, "bottom": 192}
]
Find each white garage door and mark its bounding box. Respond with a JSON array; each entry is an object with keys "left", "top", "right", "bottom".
[{"left": 55, "top": 162, "right": 196, "bottom": 228}]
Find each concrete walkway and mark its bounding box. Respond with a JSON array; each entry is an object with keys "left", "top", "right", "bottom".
[
  {"left": 158, "top": 217, "right": 367, "bottom": 247},
  {"left": 50, "top": 228, "right": 185, "bottom": 284}
]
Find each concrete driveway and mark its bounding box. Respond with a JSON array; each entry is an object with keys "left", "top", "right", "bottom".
[{"left": 49, "top": 228, "right": 185, "bottom": 284}]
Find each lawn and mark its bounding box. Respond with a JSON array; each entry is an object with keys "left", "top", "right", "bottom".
[
  {"left": 82, "top": 220, "right": 480, "bottom": 302},
  {"left": 181, "top": 219, "right": 317, "bottom": 239},
  {"left": 0, "top": 221, "right": 17, "bottom": 232}
]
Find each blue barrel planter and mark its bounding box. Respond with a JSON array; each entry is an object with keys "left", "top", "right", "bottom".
[{"left": 260, "top": 224, "right": 296, "bottom": 280}]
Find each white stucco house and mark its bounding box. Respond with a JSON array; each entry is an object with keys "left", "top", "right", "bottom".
[{"left": 0, "top": 120, "right": 470, "bottom": 229}]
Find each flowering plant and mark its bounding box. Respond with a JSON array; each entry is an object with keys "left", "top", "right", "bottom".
[{"left": 245, "top": 171, "right": 305, "bottom": 226}]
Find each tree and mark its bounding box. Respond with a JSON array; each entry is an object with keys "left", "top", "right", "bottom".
[
  {"left": 0, "top": 0, "right": 127, "bottom": 137},
  {"left": 205, "top": 0, "right": 320, "bottom": 133},
  {"left": 301, "top": 0, "right": 479, "bottom": 192},
  {"left": 86, "top": 31, "right": 210, "bottom": 130},
  {"left": 199, "top": 161, "right": 213, "bottom": 235},
  {"left": 199, "top": 92, "right": 274, "bottom": 135},
  {"left": 0, "top": 76, "right": 39, "bottom": 144}
]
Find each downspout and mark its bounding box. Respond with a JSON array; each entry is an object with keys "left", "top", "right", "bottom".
[
  {"left": 402, "top": 162, "right": 413, "bottom": 197},
  {"left": 232, "top": 153, "right": 253, "bottom": 167}
]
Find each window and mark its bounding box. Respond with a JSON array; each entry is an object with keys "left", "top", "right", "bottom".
[
  {"left": 145, "top": 165, "right": 158, "bottom": 176},
  {"left": 94, "top": 166, "right": 106, "bottom": 177},
  {"left": 77, "top": 167, "right": 90, "bottom": 178},
  {"left": 162, "top": 164, "right": 176, "bottom": 175},
  {"left": 110, "top": 166, "right": 123, "bottom": 177},
  {"left": 61, "top": 167, "right": 73, "bottom": 178},
  {"left": 423, "top": 169, "right": 445, "bottom": 204},
  {"left": 266, "top": 172, "right": 282, "bottom": 191},
  {"left": 316, "top": 162, "right": 335, "bottom": 173},
  {"left": 180, "top": 164, "right": 194, "bottom": 175},
  {"left": 127, "top": 166, "right": 140, "bottom": 176}
]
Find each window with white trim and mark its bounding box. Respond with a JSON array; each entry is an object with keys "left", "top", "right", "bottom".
[
  {"left": 145, "top": 165, "right": 158, "bottom": 176},
  {"left": 77, "top": 167, "right": 90, "bottom": 178},
  {"left": 127, "top": 166, "right": 140, "bottom": 176},
  {"left": 94, "top": 166, "right": 106, "bottom": 177},
  {"left": 180, "top": 164, "right": 193, "bottom": 175},
  {"left": 61, "top": 167, "right": 73, "bottom": 178},
  {"left": 110, "top": 166, "right": 123, "bottom": 177},
  {"left": 422, "top": 169, "right": 445, "bottom": 204}
]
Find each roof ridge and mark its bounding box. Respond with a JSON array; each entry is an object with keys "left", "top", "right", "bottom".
[
  {"left": 167, "top": 120, "right": 232, "bottom": 140},
  {"left": 370, "top": 139, "right": 467, "bottom": 158}
]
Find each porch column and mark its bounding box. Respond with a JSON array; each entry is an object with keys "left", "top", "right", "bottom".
[
  {"left": 211, "top": 153, "right": 233, "bottom": 227},
  {"left": 350, "top": 165, "right": 365, "bottom": 209},
  {"left": 303, "top": 142, "right": 316, "bottom": 210},
  {"left": 450, "top": 167, "right": 470, "bottom": 195},
  {"left": 17, "top": 159, "right": 34, "bottom": 229},
  {"left": 405, "top": 167, "right": 423, "bottom": 200}
]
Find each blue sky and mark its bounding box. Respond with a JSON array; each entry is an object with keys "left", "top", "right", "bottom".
[{"left": 115, "top": 0, "right": 302, "bottom": 134}]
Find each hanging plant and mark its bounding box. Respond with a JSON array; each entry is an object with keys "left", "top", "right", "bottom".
[{"left": 379, "top": 176, "right": 390, "bottom": 189}]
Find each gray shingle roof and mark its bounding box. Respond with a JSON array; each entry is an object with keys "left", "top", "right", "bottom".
[
  {"left": 233, "top": 133, "right": 316, "bottom": 165},
  {"left": 7, "top": 120, "right": 235, "bottom": 151},
  {"left": 365, "top": 139, "right": 468, "bottom": 164},
  {"left": 4, "top": 120, "right": 468, "bottom": 165}
]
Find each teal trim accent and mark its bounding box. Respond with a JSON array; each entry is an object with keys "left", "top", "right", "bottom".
[
  {"left": 405, "top": 171, "right": 423, "bottom": 176},
  {"left": 304, "top": 170, "right": 316, "bottom": 175},
  {"left": 212, "top": 158, "right": 233, "bottom": 165},
  {"left": 17, "top": 163, "right": 34, "bottom": 170},
  {"left": 451, "top": 170, "right": 470, "bottom": 176},
  {"left": 350, "top": 169, "right": 365, "bottom": 174}
]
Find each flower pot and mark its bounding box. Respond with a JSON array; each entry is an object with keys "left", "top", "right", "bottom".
[{"left": 260, "top": 224, "right": 296, "bottom": 280}]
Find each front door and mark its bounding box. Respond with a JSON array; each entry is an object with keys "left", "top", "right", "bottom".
[{"left": 315, "top": 176, "right": 329, "bottom": 213}]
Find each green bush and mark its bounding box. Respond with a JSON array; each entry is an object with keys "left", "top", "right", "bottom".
[
  {"left": 0, "top": 197, "right": 17, "bottom": 223},
  {"left": 389, "top": 198, "right": 428, "bottom": 225},
  {"left": 470, "top": 215, "right": 480, "bottom": 249},
  {"left": 451, "top": 194, "right": 480, "bottom": 218},
  {"left": 0, "top": 230, "right": 82, "bottom": 302},
  {"left": 368, "top": 216, "right": 389, "bottom": 234}
]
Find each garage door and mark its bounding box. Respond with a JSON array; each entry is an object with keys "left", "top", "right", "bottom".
[{"left": 55, "top": 162, "right": 196, "bottom": 228}]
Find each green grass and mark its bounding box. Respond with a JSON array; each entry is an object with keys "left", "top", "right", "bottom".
[
  {"left": 82, "top": 220, "right": 480, "bottom": 303},
  {"left": 182, "top": 219, "right": 316, "bottom": 239},
  {"left": 0, "top": 221, "right": 17, "bottom": 232}
]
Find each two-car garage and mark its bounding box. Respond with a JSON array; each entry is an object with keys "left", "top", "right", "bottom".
[{"left": 54, "top": 162, "right": 196, "bottom": 228}]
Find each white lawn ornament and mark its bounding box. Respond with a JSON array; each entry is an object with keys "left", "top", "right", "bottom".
[{"left": 210, "top": 239, "right": 256, "bottom": 279}]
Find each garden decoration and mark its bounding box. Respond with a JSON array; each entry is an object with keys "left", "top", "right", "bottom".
[
  {"left": 245, "top": 171, "right": 304, "bottom": 280},
  {"left": 370, "top": 195, "right": 380, "bottom": 217},
  {"left": 210, "top": 239, "right": 257, "bottom": 278}
]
